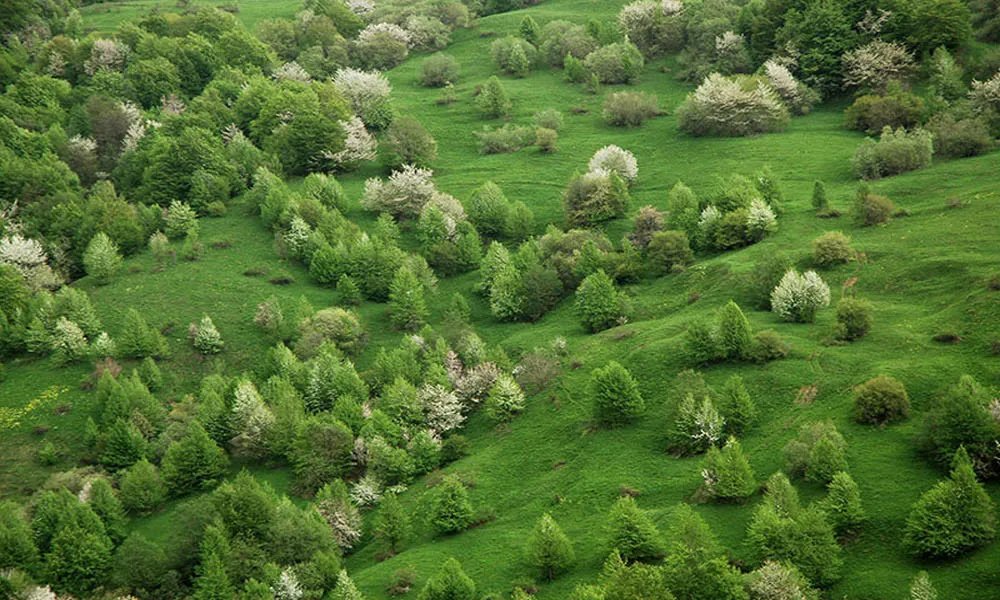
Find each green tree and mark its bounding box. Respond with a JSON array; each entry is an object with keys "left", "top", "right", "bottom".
[
  {"left": 526, "top": 513, "right": 575, "bottom": 580},
  {"left": 373, "top": 493, "right": 409, "bottom": 554},
  {"left": 118, "top": 308, "right": 168, "bottom": 359},
  {"left": 716, "top": 301, "right": 752, "bottom": 360},
  {"left": 83, "top": 232, "right": 122, "bottom": 284},
  {"left": 388, "top": 266, "right": 429, "bottom": 331},
  {"left": 161, "top": 422, "right": 229, "bottom": 496},
  {"left": 806, "top": 434, "right": 847, "bottom": 484},
  {"left": 811, "top": 180, "right": 828, "bottom": 211},
  {"left": 719, "top": 375, "right": 755, "bottom": 435},
  {"left": 418, "top": 557, "right": 476, "bottom": 600},
  {"left": 291, "top": 415, "right": 354, "bottom": 495},
  {"left": 519, "top": 15, "right": 540, "bottom": 44},
  {"left": 904, "top": 446, "right": 996, "bottom": 557},
  {"left": 823, "top": 471, "right": 866, "bottom": 537},
  {"left": 111, "top": 533, "right": 167, "bottom": 593},
  {"left": 101, "top": 419, "right": 148, "bottom": 470},
  {"left": 119, "top": 458, "right": 166, "bottom": 514},
  {"left": 337, "top": 274, "right": 361, "bottom": 306},
  {"left": 476, "top": 76, "right": 512, "bottom": 118},
  {"left": 662, "top": 505, "right": 746, "bottom": 600},
  {"left": 193, "top": 549, "right": 234, "bottom": 600},
  {"left": 591, "top": 361, "right": 645, "bottom": 426},
  {"left": 429, "top": 475, "right": 474, "bottom": 535},
  {"left": 87, "top": 477, "right": 128, "bottom": 544},
  {"left": 0, "top": 501, "right": 37, "bottom": 570},
  {"left": 330, "top": 569, "right": 364, "bottom": 600},
  {"left": 45, "top": 525, "right": 113, "bottom": 595},
  {"left": 606, "top": 496, "right": 666, "bottom": 563},
  {"left": 575, "top": 269, "right": 624, "bottom": 333},
  {"left": 700, "top": 437, "right": 756, "bottom": 501}
]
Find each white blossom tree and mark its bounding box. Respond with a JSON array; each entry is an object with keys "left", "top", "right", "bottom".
[
  {"left": 272, "top": 568, "right": 304, "bottom": 600},
  {"left": 192, "top": 315, "right": 224, "bottom": 354},
  {"left": 588, "top": 145, "right": 639, "bottom": 184},
  {"left": 361, "top": 164, "right": 437, "bottom": 219},
  {"left": 841, "top": 40, "right": 915, "bottom": 94},
  {"left": 771, "top": 269, "right": 831, "bottom": 323},
  {"left": 419, "top": 384, "right": 465, "bottom": 434}
]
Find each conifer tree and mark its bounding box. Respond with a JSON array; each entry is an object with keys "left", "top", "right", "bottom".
[
  {"left": 45, "top": 525, "right": 113, "bottom": 595},
  {"left": 430, "top": 475, "right": 474, "bottom": 535},
  {"left": 373, "top": 493, "right": 409, "bottom": 554},
  {"left": 87, "top": 477, "right": 128, "bottom": 544},
  {"left": 909, "top": 572, "right": 937, "bottom": 600},
  {"left": 192, "top": 549, "right": 234, "bottom": 600},
  {"left": 519, "top": 15, "right": 540, "bottom": 44},
  {"left": 526, "top": 513, "right": 575, "bottom": 580},
  {"left": 606, "top": 496, "right": 666, "bottom": 562},
  {"left": 716, "top": 300, "right": 752, "bottom": 360},
  {"left": 330, "top": 570, "right": 364, "bottom": 600},
  {"left": 575, "top": 269, "right": 624, "bottom": 333},
  {"left": 484, "top": 373, "right": 526, "bottom": 423},
  {"left": 193, "top": 315, "right": 224, "bottom": 354},
  {"left": 0, "top": 501, "right": 38, "bottom": 570},
  {"left": 161, "top": 422, "right": 229, "bottom": 495},
  {"left": 719, "top": 375, "right": 756, "bottom": 434},
  {"left": 118, "top": 308, "right": 168, "bottom": 358},
  {"left": 476, "top": 76, "right": 512, "bottom": 118},
  {"left": 823, "top": 471, "right": 866, "bottom": 536},
  {"left": 811, "top": 181, "right": 828, "bottom": 211},
  {"left": 700, "top": 437, "right": 756, "bottom": 501},
  {"left": 418, "top": 558, "right": 476, "bottom": 600},
  {"left": 591, "top": 361, "right": 645, "bottom": 426},
  {"left": 101, "top": 419, "right": 148, "bottom": 471},
  {"left": 119, "top": 458, "right": 166, "bottom": 514},
  {"left": 388, "top": 266, "right": 429, "bottom": 331},
  {"left": 337, "top": 274, "right": 362, "bottom": 306}
]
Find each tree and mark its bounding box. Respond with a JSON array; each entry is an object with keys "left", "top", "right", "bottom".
[
  {"left": 381, "top": 116, "right": 438, "bottom": 169},
  {"left": 904, "top": 446, "right": 996, "bottom": 557},
  {"left": 591, "top": 361, "right": 645, "bottom": 426},
  {"left": 484, "top": 373, "right": 526, "bottom": 423},
  {"left": 291, "top": 416, "right": 354, "bottom": 495},
  {"left": 526, "top": 513, "right": 575, "bottom": 580},
  {"left": 45, "top": 525, "right": 113, "bottom": 596},
  {"left": 909, "top": 572, "right": 937, "bottom": 600},
  {"left": 575, "top": 269, "right": 624, "bottom": 333},
  {"left": 161, "top": 422, "right": 229, "bottom": 496},
  {"left": 770, "top": 270, "right": 830, "bottom": 323},
  {"left": 373, "top": 493, "right": 409, "bottom": 554},
  {"left": 50, "top": 318, "right": 87, "bottom": 365},
  {"left": 0, "top": 501, "right": 37, "bottom": 570},
  {"left": 700, "top": 437, "right": 756, "bottom": 501},
  {"left": 330, "top": 570, "right": 364, "bottom": 600},
  {"left": 853, "top": 375, "right": 909, "bottom": 425},
  {"left": 719, "top": 375, "right": 755, "bottom": 435},
  {"left": 677, "top": 73, "right": 789, "bottom": 137},
  {"left": 745, "top": 503, "right": 842, "bottom": 587},
  {"left": 418, "top": 558, "right": 476, "bottom": 600},
  {"left": 87, "top": 477, "right": 128, "bottom": 544},
  {"left": 193, "top": 315, "right": 224, "bottom": 354},
  {"left": 811, "top": 181, "right": 828, "bottom": 211},
  {"left": 82, "top": 232, "right": 122, "bottom": 285},
  {"left": 112, "top": 532, "right": 167, "bottom": 593},
  {"left": 746, "top": 561, "right": 819, "bottom": 600},
  {"left": 430, "top": 475, "right": 474, "bottom": 535},
  {"left": 100, "top": 419, "right": 148, "bottom": 471},
  {"left": 388, "top": 266, "right": 429, "bottom": 331},
  {"left": 606, "top": 496, "right": 666, "bottom": 562},
  {"left": 662, "top": 505, "right": 746, "bottom": 600},
  {"left": 119, "top": 458, "right": 166, "bottom": 513},
  {"left": 716, "top": 301, "right": 752, "bottom": 360},
  {"left": 823, "top": 471, "right": 865, "bottom": 537},
  {"left": 118, "top": 308, "right": 168, "bottom": 359},
  {"left": 193, "top": 548, "right": 234, "bottom": 600},
  {"left": 519, "top": 15, "right": 541, "bottom": 43},
  {"left": 476, "top": 76, "right": 512, "bottom": 119},
  {"left": 647, "top": 230, "right": 693, "bottom": 273}
]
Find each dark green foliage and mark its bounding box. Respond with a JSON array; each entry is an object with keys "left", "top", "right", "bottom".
[
  {"left": 45, "top": 525, "right": 113, "bottom": 595},
  {"left": 783, "top": 421, "right": 848, "bottom": 483},
  {"left": 606, "top": 496, "right": 666, "bottom": 563},
  {"left": 417, "top": 557, "right": 476, "bottom": 600},
  {"left": 526, "top": 513, "right": 575, "bottom": 580},
  {"left": 647, "top": 231, "right": 692, "bottom": 273},
  {"left": 564, "top": 170, "right": 629, "bottom": 226},
  {"left": 112, "top": 533, "right": 168, "bottom": 593},
  {"left": 291, "top": 415, "right": 353, "bottom": 495},
  {"left": 87, "top": 477, "right": 127, "bottom": 544},
  {"left": 746, "top": 253, "right": 792, "bottom": 311},
  {"left": 853, "top": 375, "right": 909, "bottom": 425},
  {"left": 337, "top": 274, "right": 362, "bottom": 306},
  {"left": 388, "top": 266, "right": 429, "bottom": 331},
  {"left": 100, "top": 419, "right": 148, "bottom": 470},
  {"left": 684, "top": 320, "right": 721, "bottom": 366},
  {"left": 904, "top": 447, "right": 996, "bottom": 557},
  {"left": 811, "top": 181, "right": 828, "bottom": 211},
  {"left": 716, "top": 301, "right": 752, "bottom": 361},
  {"left": 476, "top": 76, "right": 512, "bottom": 119},
  {"left": 746, "top": 501, "right": 843, "bottom": 587},
  {"left": 382, "top": 116, "right": 438, "bottom": 169},
  {"left": 591, "top": 361, "right": 645, "bottom": 426},
  {"left": 119, "top": 458, "right": 166, "bottom": 514},
  {"left": 662, "top": 505, "right": 747, "bottom": 600},
  {"left": 212, "top": 471, "right": 277, "bottom": 541},
  {"left": 0, "top": 501, "right": 37, "bottom": 570},
  {"left": 575, "top": 269, "right": 624, "bottom": 333},
  {"left": 700, "top": 437, "right": 756, "bottom": 501},
  {"left": 919, "top": 375, "right": 1000, "bottom": 472},
  {"left": 601, "top": 553, "right": 674, "bottom": 600},
  {"left": 118, "top": 308, "right": 168, "bottom": 359},
  {"left": 429, "top": 475, "right": 474, "bottom": 535},
  {"left": 845, "top": 88, "right": 925, "bottom": 134},
  {"left": 161, "top": 422, "right": 229, "bottom": 496},
  {"left": 823, "top": 471, "right": 866, "bottom": 537},
  {"left": 719, "top": 375, "right": 755, "bottom": 435}
]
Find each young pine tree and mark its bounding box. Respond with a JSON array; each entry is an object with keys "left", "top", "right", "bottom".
[
  {"left": 811, "top": 181, "right": 829, "bottom": 211},
  {"left": 700, "top": 437, "right": 756, "bottom": 501},
  {"left": 719, "top": 375, "right": 756, "bottom": 434},
  {"left": 119, "top": 458, "right": 166, "bottom": 514},
  {"left": 823, "top": 471, "right": 866, "bottom": 536},
  {"left": 525, "top": 513, "right": 575, "bottom": 580},
  {"left": 476, "top": 76, "right": 512, "bottom": 119},
  {"left": 606, "top": 496, "right": 666, "bottom": 562},
  {"left": 716, "top": 300, "right": 752, "bottom": 360},
  {"left": 388, "top": 266, "right": 429, "bottom": 331},
  {"left": 161, "top": 422, "right": 229, "bottom": 496},
  {"left": 430, "top": 475, "right": 474, "bottom": 535},
  {"left": 337, "top": 274, "right": 362, "bottom": 306},
  {"left": 591, "top": 361, "right": 645, "bottom": 426},
  {"left": 193, "top": 315, "right": 224, "bottom": 354},
  {"left": 418, "top": 558, "right": 476, "bottom": 600}
]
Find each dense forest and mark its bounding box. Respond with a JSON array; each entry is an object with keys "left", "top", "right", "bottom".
[{"left": 1, "top": 0, "right": 1000, "bottom": 599}]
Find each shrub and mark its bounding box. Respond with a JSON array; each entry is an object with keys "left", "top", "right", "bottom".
[
  {"left": 919, "top": 375, "right": 1000, "bottom": 473},
  {"left": 844, "top": 89, "right": 924, "bottom": 133},
  {"left": 854, "top": 375, "right": 909, "bottom": 425},
  {"left": 812, "top": 231, "right": 852, "bottom": 266},
  {"left": 771, "top": 269, "right": 830, "bottom": 323},
  {"left": 602, "top": 91, "right": 658, "bottom": 127},
  {"left": 853, "top": 190, "right": 895, "bottom": 226},
  {"left": 584, "top": 41, "right": 644, "bottom": 84},
  {"left": 591, "top": 361, "right": 645, "bottom": 426},
  {"left": 354, "top": 23, "right": 409, "bottom": 70},
  {"left": 647, "top": 230, "right": 692, "bottom": 273},
  {"left": 762, "top": 60, "right": 819, "bottom": 115},
  {"left": 476, "top": 76, "right": 512, "bottom": 118},
  {"left": 811, "top": 181, "right": 829, "bottom": 211},
  {"left": 474, "top": 124, "right": 533, "bottom": 154},
  {"left": 119, "top": 458, "right": 166, "bottom": 513},
  {"left": 535, "top": 127, "right": 558, "bottom": 153},
  {"left": 835, "top": 297, "right": 873, "bottom": 341},
  {"left": 381, "top": 116, "right": 438, "bottom": 169},
  {"left": 904, "top": 447, "right": 996, "bottom": 558},
  {"left": 575, "top": 269, "right": 626, "bottom": 333},
  {"left": 926, "top": 113, "right": 994, "bottom": 157},
  {"left": 533, "top": 108, "right": 564, "bottom": 131},
  {"left": 490, "top": 36, "right": 537, "bottom": 76},
  {"left": 852, "top": 127, "right": 933, "bottom": 180},
  {"left": 419, "top": 558, "right": 476, "bottom": 600},
  {"left": 677, "top": 73, "right": 789, "bottom": 137},
  {"left": 588, "top": 145, "right": 638, "bottom": 184},
  {"left": 564, "top": 170, "right": 629, "bottom": 226},
  {"left": 700, "top": 437, "right": 756, "bottom": 501},
  {"left": 83, "top": 233, "right": 123, "bottom": 285},
  {"left": 421, "top": 53, "right": 460, "bottom": 87}
]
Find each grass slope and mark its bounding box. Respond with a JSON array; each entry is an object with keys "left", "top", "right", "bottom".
[{"left": 3, "top": 1, "right": 992, "bottom": 598}]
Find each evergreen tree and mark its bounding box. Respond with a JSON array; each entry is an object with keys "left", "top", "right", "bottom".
[
  {"left": 575, "top": 269, "right": 624, "bottom": 333},
  {"left": 193, "top": 549, "right": 234, "bottom": 600},
  {"left": 716, "top": 300, "right": 752, "bottom": 360},
  {"left": 119, "top": 458, "right": 166, "bottom": 513},
  {"left": 606, "top": 496, "right": 666, "bottom": 562},
  {"left": 87, "top": 477, "right": 128, "bottom": 544},
  {"left": 0, "top": 501, "right": 38, "bottom": 570},
  {"left": 417, "top": 558, "right": 476, "bottom": 600},
  {"left": 662, "top": 505, "right": 745, "bottom": 600},
  {"left": 161, "top": 422, "right": 229, "bottom": 496},
  {"left": 903, "top": 446, "right": 996, "bottom": 557},
  {"left": 83, "top": 232, "right": 123, "bottom": 285},
  {"left": 118, "top": 308, "right": 168, "bottom": 358},
  {"left": 337, "top": 274, "right": 362, "bottom": 306},
  {"left": 476, "top": 76, "right": 512, "bottom": 118},
  {"left": 591, "top": 361, "right": 645, "bottom": 426},
  {"left": 429, "top": 475, "right": 474, "bottom": 535},
  {"left": 909, "top": 571, "right": 937, "bottom": 600},
  {"left": 700, "top": 437, "right": 756, "bottom": 501},
  {"left": 484, "top": 373, "right": 526, "bottom": 423},
  {"left": 823, "top": 471, "right": 866, "bottom": 537},
  {"left": 526, "top": 513, "right": 575, "bottom": 580},
  {"left": 101, "top": 419, "right": 148, "bottom": 470},
  {"left": 719, "top": 375, "right": 755, "bottom": 435},
  {"left": 45, "top": 525, "right": 113, "bottom": 596},
  {"left": 388, "top": 266, "right": 429, "bottom": 331},
  {"left": 138, "top": 356, "right": 163, "bottom": 391},
  {"left": 330, "top": 570, "right": 364, "bottom": 600},
  {"left": 111, "top": 532, "right": 168, "bottom": 593},
  {"left": 811, "top": 181, "right": 828, "bottom": 211},
  {"left": 373, "top": 493, "right": 409, "bottom": 554},
  {"left": 519, "top": 15, "right": 540, "bottom": 44},
  {"left": 806, "top": 434, "right": 847, "bottom": 484}
]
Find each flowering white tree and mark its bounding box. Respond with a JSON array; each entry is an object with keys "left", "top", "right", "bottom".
[
  {"left": 333, "top": 68, "right": 393, "bottom": 120},
  {"left": 746, "top": 199, "right": 778, "bottom": 240},
  {"left": 91, "top": 331, "right": 117, "bottom": 358},
  {"left": 763, "top": 59, "right": 818, "bottom": 114},
  {"left": 84, "top": 39, "right": 129, "bottom": 75},
  {"left": 359, "top": 22, "right": 412, "bottom": 48},
  {"left": 346, "top": 0, "right": 374, "bottom": 16},
  {"left": 83, "top": 232, "right": 123, "bottom": 285},
  {"left": 747, "top": 561, "right": 817, "bottom": 600},
  {"left": 970, "top": 72, "right": 1000, "bottom": 115},
  {"left": 273, "top": 61, "right": 312, "bottom": 83},
  {"left": 350, "top": 473, "right": 383, "bottom": 508},
  {"left": 317, "top": 495, "right": 363, "bottom": 551},
  {"left": 771, "top": 269, "right": 831, "bottom": 323},
  {"left": 272, "top": 568, "right": 304, "bottom": 600},
  {"left": 326, "top": 116, "right": 378, "bottom": 166},
  {"left": 192, "top": 315, "right": 224, "bottom": 354},
  {"left": 842, "top": 40, "right": 915, "bottom": 94},
  {"left": 661, "top": 0, "right": 683, "bottom": 15},
  {"left": 51, "top": 317, "right": 87, "bottom": 365},
  {"left": 362, "top": 164, "right": 437, "bottom": 219},
  {"left": 283, "top": 216, "right": 313, "bottom": 261},
  {"left": 588, "top": 145, "right": 639, "bottom": 184},
  {"left": 232, "top": 380, "right": 275, "bottom": 456},
  {"left": 419, "top": 384, "right": 465, "bottom": 434},
  {"left": 0, "top": 234, "right": 62, "bottom": 291},
  {"left": 455, "top": 362, "right": 501, "bottom": 407},
  {"left": 678, "top": 73, "right": 789, "bottom": 136}
]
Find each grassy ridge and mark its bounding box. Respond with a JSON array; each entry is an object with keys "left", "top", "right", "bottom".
[{"left": 8, "top": 1, "right": 989, "bottom": 598}]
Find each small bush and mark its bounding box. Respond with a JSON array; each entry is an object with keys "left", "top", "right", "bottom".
[
  {"left": 646, "top": 230, "right": 692, "bottom": 273},
  {"left": 422, "top": 53, "right": 460, "bottom": 87},
  {"left": 771, "top": 269, "right": 831, "bottom": 323},
  {"left": 602, "top": 91, "right": 658, "bottom": 127},
  {"left": 926, "top": 113, "right": 994, "bottom": 158},
  {"left": 382, "top": 116, "right": 438, "bottom": 169},
  {"left": 854, "top": 375, "right": 909, "bottom": 425},
  {"left": 491, "top": 36, "right": 537, "bottom": 76},
  {"left": 584, "top": 41, "right": 644, "bottom": 84},
  {"left": 751, "top": 329, "right": 789, "bottom": 362},
  {"left": 835, "top": 297, "right": 873, "bottom": 341},
  {"left": 812, "top": 232, "right": 853, "bottom": 266},
  {"left": 475, "top": 124, "right": 534, "bottom": 155},
  {"left": 533, "top": 108, "right": 564, "bottom": 131},
  {"left": 844, "top": 90, "right": 924, "bottom": 133},
  {"left": 535, "top": 127, "right": 558, "bottom": 153},
  {"left": 206, "top": 201, "right": 227, "bottom": 217},
  {"left": 854, "top": 192, "right": 894, "bottom": 226},
  {"left": 852, "top": 127, "right": 933, "bottom": 180}
]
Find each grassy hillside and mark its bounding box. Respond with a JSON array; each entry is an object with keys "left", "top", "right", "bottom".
[
  {"left": 3, "top": 1, "right": 992, "bottom": 599},
  {"left": 79, "top": 0, "right": 300, "bottom": 32}
]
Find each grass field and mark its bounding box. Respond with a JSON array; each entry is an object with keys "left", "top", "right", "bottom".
[
  {"left": 78, "top": 0, "right": 300, "bottom": 32},
  {"left": 3, "top": 1, "right": 989, "bottom": 598}
]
